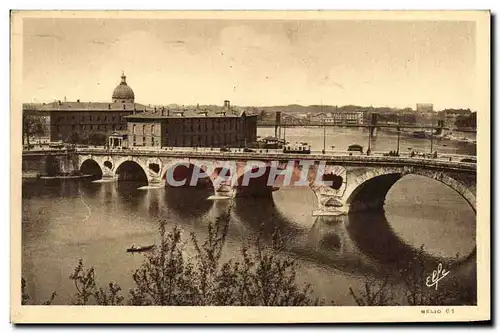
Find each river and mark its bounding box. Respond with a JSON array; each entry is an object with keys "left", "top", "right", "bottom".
[{"left": 21, "top": 127, "right": 477, "bottom": 305}]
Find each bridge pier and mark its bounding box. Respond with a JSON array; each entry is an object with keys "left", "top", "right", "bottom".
[
  {"left": 92, "top": 174, "right": 117, "bottom": 183},
  {"left": 208, "top": 184, "right": 235, "bottom": 200},
  {"left": 312, "top": 193, "right": 349, "bottom": 216}
]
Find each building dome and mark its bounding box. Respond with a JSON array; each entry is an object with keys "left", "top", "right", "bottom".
[{"left": 112, "top": 72, "right": 135, "bottom": 103}]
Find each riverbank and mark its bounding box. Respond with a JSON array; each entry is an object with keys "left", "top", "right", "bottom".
[{"left": 22, "top": 171, "right": 93, "bottom": 180}]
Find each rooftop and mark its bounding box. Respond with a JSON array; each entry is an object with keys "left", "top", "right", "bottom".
[
  {"left": 124, "top": 108, "right": 251, "bottom": 120},
  {"left": 23, "top": 101, "right": 154, "bottom": 112}
]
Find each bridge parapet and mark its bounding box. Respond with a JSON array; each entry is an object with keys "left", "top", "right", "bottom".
[
  {"left": 74, "top": 148, "right": 476, "bottom": 172},
  {"left": 33, "top": 148, "right": 477, "bottom": 217}
]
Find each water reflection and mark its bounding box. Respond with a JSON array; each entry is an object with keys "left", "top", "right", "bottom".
[
  {"left": 115, "top": 181, "right": 148, "bottom": 210},
  {"left": 163, "top": 187, "right": 214, "bottom": 219},
  {"left": 233, "top": 196, "right": 302, "bottom": 242},
  {"left": 346, "top": 211, "right": 476, "bottom": 274},
  {"left": 21, "top": 171, "right": 477, "bottom": 305},
  {"left": 291, "top": 215, "right": 382, "bottom": 277}
]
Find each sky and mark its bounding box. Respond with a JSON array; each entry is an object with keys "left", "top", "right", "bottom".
[{"left": 22, "top": 17, "right": 477, "bottom": 110}]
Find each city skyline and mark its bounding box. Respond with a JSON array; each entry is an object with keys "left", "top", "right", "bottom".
[{"left": 22, "top": 17, "right": 477, "bottom": 111}]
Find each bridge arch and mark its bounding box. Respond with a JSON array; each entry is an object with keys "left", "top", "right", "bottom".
[
  {"left": 345, "top": 167, "right": 476, "bottom": 214},
  {"left": 161, "top": 160, "right": 215, "bottom": 190},
  {"left": 79, "top": 159, "right": 103, "bottom": 177},
  {"left": 114, "top": 159, "right": 149, "bottom": 183},
  {"left": 236, "top": 165, "right": 277, "bottom": 198}
]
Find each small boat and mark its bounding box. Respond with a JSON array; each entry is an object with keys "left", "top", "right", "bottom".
[{"left": 127, "top": 244, "right": 155, "bottom": 253}]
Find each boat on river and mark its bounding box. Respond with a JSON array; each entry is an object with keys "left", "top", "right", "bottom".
[{"left": 127, "top": 244, "right": 155, "bottom": 253}]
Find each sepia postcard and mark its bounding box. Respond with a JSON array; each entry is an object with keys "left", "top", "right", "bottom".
[{"left": 10, "top": 10, "right": 490, "bottom": 324}]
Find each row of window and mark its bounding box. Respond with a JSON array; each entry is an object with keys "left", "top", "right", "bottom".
[
  {"left": 132, "top": 136, "right": 158, "bottom": 147},
  {"left": 53, "top": 115, "right": 126, "bottom": 123},
  {"left": 54, "top": 124, "right": 124, "bottom": 131},
  {"left": 129, "top": 133, "right": 240, "bottom": 147},
  {"left": 128, "top": 122, "right": 240, "bottom": 135},
  {"left": 169, "top": 134, "right": 238, "bottom": 147},
  {"left": 171, "top": 122, "right": 239, "bottom": 133},
  {"left": 132, "top": 124, "right": 156, "bottom": 135}
]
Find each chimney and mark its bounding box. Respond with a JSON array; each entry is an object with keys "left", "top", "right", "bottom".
[
  {"left": 161, "top": 106, "right": 165, "bottom": 116},
  {"left": 108, "top": 104, "right": 111, "bottom": 110},
  {"left": 167, "top": 109, "right": 170, "bottom": 116},
  {"left": 154, "top": 106, "right": 157, "bottom": 113},
  {"left": 76, "top": 99, "right": 80, "bottom": 103},
  {"left": 224, "top": 100, "right": 230, "bottom": 110}
]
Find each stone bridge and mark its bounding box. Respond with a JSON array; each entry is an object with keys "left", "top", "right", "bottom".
[{"left": 69, "top": 149, "right": 476, "bottom": 216}]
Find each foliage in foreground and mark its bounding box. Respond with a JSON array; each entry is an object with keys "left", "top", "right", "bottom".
[
  {"left": 21, "top": 277, "right": 56, "bottom": 305},
  {"left": 23, "top": 205, "right": 319, "bottom": 306},
  {"left": 128, "top": 205, "right": 320, "bottom": 306},
  {"left": 22, "top": 208, "right": 474, "bottom": 306}
]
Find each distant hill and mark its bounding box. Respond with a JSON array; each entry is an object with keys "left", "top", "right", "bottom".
[{"left": 241, "top": 104, "right": 412, "bottom": 116}]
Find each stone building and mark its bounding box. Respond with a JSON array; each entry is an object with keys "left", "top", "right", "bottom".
[
  {"left": 23, "top": 74, "right": 257, "bottom": 148},
  {"left": 416, "top": 103, "right": 434, "bottom": 113},
  {"left": 124, "top": 100, "right": 258, "bottom": 148},
  {"left": 23, "top": 72, "right": 153, "bottom": 144},
  {"left": 312, "top": 112, "right": 364, "bottom": 125}
]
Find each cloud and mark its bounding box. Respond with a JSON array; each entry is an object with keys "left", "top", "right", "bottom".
[
  {"left": 331, "top": 81, "right": 345, "bottom": 90},
  {"left": 26, "top": 33, "right": 63, "bottom": 40},
  {"left": 88, "top": 38, "right": 119, "bottom": 45},
  {"left": 89, "top": 40, "right": 106, "bottom": 45},
  {"left": 164, "top": 40, "right": 186, "bottom": 44}
]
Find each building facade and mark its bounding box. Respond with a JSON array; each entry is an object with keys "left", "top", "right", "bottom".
[
  {"left": 23, "top": 73, "right": 257, "bottom": 148},
  {"left": 125, "top": 102, "right": 257, "bottom": 148},
  {"left": 441, "top": 109, "right": 472, "bottom": 129},
  {"left": 312, "top": 112, "right": 364, "bottom": 125},
  {"left": 23, "top": 73, "right": 152, "bottom": 144},
  {"left": 416, "top": 103, "right": 434, "bottom": 113}
]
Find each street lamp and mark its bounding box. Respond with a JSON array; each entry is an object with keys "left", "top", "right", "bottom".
[
  {"left": 283, "top": 120, "right": 287, "bottom": 144},
  {"left": 396, "top": 119, "right": 401, "bottom": 156},
  {"left": 430, "top": 123, "right": 434, "bottom": 155},
  {"left": 367, "top": 124, "right": 372, "bottom": 155},
  {"left": 322, "top": 119, "right": 326, "bottom": 154}
]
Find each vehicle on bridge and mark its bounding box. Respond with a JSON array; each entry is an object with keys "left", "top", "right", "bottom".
[
  {"left": 254, "top": 136, "right": 285, "bottom": 149},
  {"left": 283, "top": 142, "right": 311, "bottom": 154},
  {"left": 412, "top": 130, "right": 428, "bottom": 139},
  {"left": 347, "top": 144, "right": 364, "bottom": 154},
  {"left": 48, "top": 142, "right": 66, "bottom": 149}
]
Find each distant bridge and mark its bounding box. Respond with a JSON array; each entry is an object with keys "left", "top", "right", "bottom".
[
  {"left": 22, "top": 148, "right": 476, "bottom": 216},
  {"left": 257, "top": 123, "right": 453, "bottom": 130}
]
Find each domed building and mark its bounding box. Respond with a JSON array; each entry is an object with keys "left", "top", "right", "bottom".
[
  {"left": 22, "top": 72, "right": 258, "bottom": 149},
  {"left": 23, "top": 72, "right": 153, "bottom": 145},
  {"left": 112, "top": 72, "right": 135, "bottom": 103}
]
